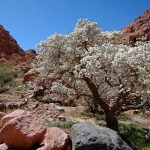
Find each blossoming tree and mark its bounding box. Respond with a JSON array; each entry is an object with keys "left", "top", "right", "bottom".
[{"left": 33, "top": 19, "right": 150, "bottom": 131}]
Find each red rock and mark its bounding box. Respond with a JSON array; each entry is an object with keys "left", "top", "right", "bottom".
[
  {"left": 1, "top": 109, "right": 29, "bottom": 126},
  {"left": 23, "top": 70, "right": 38, "bottom": 83},
  {"left": 43, "top": 127, "right": 70, "bottom": 150},
  {"left": 19, "top": 65, "right": 31, "bottom": 73},
  {"left": 120, "top": 8, "right": 150, "bottom": 46},
  {"left": 0, "top": 25, "right": 24, "bottom": 58},
  {"left": 0, "top": 25, "right": 36, "bottom": 69},
  {"left": 0, "top": 114, "right": 46, "bottom": 150}
]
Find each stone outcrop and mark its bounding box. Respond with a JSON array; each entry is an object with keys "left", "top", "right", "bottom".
[
  {"left": 0, "top": 110, "right": 46, "bottom": 150},
  {"left": 0, "top": 25, "right": 36, "bottom": 69},
  {"left": 70, "top": 123, "right": 132, "bottom": 150},
  {"left": 120, "top": 9, "right": 150, "bottom": 46},
  {"left": 0, "top": 25, "right": 24, "bottom": 57}
]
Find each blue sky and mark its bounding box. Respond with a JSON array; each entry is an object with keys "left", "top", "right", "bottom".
[{"left": 0, "top": 0, "right": 149, "bottom": 50}]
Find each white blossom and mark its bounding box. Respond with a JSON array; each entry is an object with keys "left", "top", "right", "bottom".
[{"left": 33, "top": 19, "right": 150, "bottom": 104}]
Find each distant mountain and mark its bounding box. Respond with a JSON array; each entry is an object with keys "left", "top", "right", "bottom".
[{"left": 120, "top": 8, "right": 150, "bottom": 46}]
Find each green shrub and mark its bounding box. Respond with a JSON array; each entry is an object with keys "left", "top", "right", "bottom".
[
  {"left": 45, "top": 120, "right": 76, "bottom": 129},
  {"left": 0, "top": 62, "right": 18, "bottom": 85},
  {"left": 119, "top": 124, "right": 150, "bottom": 150}
]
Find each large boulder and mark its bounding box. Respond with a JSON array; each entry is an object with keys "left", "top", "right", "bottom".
[
  {"left": 43, "top": 127, "right": 71, "bottom": 150},
  {"left": 0, "top": 114, "right": 46, "bottom": 150},
  {"left": 70, "top": 123, "right": 132, "bottom": 150},
  {"left": 0, "top": 110, "right": 45, "bottom": 147},
  {"left": 1, "top": 109, "right": 29, "bottom": 126}
]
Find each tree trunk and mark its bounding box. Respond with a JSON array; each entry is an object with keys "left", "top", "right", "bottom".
[
  {"left": 83, "top": 77, "right": 109, "bottom": 113},
  {"left": 83, "top": 77, "right": 119, "bottom": 131},
  {"left": 106, "top": 115, "right": 119, "bottom": 131}
]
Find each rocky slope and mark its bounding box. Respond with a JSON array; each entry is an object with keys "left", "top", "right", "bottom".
[
  {"left": 120, "top": 8, "right": 150, "bottom": 46},
  {"left": 0, "top": 25, "right": 36, "bottom": 71}
]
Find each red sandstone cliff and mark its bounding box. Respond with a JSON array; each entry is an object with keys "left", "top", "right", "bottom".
[
  {"left": 0, "top": 25, "right": 24, "bottom": 59},
  {"left": 121, "top": 8, "right": 150, "bottom": 45},
  {"left": 0, "top": 25, "right": 36, "bottom": 72}
]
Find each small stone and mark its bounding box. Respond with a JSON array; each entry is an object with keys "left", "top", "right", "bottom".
[
  {"left": 55, "top": 106, "right": 65, "bottom": 112},
  {"left": 57, "top": 115, "right": 66, "bottom": 121},
  {"left": 43, "top": 127, "right": 70, "bottom": 150}
]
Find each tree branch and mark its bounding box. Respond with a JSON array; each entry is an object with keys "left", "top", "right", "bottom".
[
  {"left": 83, "top": 76, "right": 109, "bottom": 113},
  {"left": 121, "top": 100, "right": 149, "bottom": 111}
]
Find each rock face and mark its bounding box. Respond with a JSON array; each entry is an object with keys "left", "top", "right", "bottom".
[
  {"left": 43, "top": 127, "right": 71, "bottom": 150},
  {"left": 0, "top": 25, "right": 24, "bottom": 57},
  {"left": 0, "top": 25, "right": 36, "bottom": 68},
  {"left": 0, "top": 110, "right": 46, "bottom": 150},
  {"left": 120, "top": 8, "right": 150, "bottom": 46},
  {"left": 70, "top": 123, "right": 132, "bottom": 150}
]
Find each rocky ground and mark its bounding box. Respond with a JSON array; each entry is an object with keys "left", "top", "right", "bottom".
[
  {"left": 0, "top": 109, "right": 133, "bottom": 150},
  {"left": 0, "top": 70, "right": 150, "bottom": 150},
  {"left": 0, "top": 8, "right": 150, "bottom": 150},
  {"left": 0, "top": 47, "right": 150, "bottom": 150},
  {"left": 0, "top": 74, "right": 150, "bottom": 150}
]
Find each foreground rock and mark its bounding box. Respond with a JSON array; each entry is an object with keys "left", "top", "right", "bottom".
[
  {"left": 1, "top": 109, "right": 29, "bottom": 126},
  {"left": 0, "top": 114, "right": 46, "bottom": 150},
  {"left": 43, "top": 127, "right": 71, "bottom": 150},
  {"left": 70, "top": 123, "right": 132, "bottom": 150}
]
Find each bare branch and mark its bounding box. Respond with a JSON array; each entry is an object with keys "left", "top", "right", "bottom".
[{"left": 122, "top": 100, "right": 149, "bottom": 111}]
